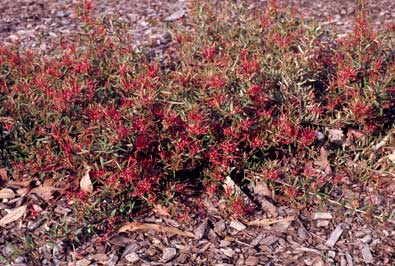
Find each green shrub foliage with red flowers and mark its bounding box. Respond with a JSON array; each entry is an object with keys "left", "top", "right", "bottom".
[{"left": 0, "top": 0, "right": 394, "bottom": 223}]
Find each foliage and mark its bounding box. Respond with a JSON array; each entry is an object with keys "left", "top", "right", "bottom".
[{"left": 0, "top": 0, "right": 394, "bottom": 233}]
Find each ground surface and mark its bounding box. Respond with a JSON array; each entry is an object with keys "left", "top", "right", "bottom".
[
  {"left": 1, "top": 0, "right": 395, "bottom": 50},
  {"left": 1, "top": 1, "right": 395, "bottom": 266}
]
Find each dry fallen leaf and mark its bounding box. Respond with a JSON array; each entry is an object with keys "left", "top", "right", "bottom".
[
  {"left": 7, "top": 179, "right": 32, "bottom": 187},
  {"left": 152, "top": 204, "right": 171, "bottom": 217},
  {"left": 315, "top": 147, "right": 332, "bottom": 176},
  {"left": 119, "top": 222, "right": 194, "bottom": 238},
  {"left": 30, "top": 179, "right": 62, "bottom": 201},
  {"left": 0, "top": 205, "right": 27, "bottom": 227},
  {"left": 0, "top": 168, "right": 7, "bottom": 182},
  {"left": 247, "top": 216, "right": 295, "bottom": 226},
  {"left": 80, "top": 165, "right": 93, "bottom": 193},
  {"left": 16, "top": 187, "right": 30, "bottom": 196},
  {"left": 0, "top": 188, "right": 15, "bottom": 199},
  {"left": 346, "top": 129, "right": 365, "bottom": 145}
]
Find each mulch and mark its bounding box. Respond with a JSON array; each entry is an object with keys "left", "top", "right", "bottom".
[{"left": 1, "top": 1, "right": 395, "bottom": 265}]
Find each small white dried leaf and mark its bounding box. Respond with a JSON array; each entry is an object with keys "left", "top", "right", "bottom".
[
  {"left": 328, "top": 128, "right": 344, "bottom": 144},
  {"left": 80, "top": 166, "right": 93, "bottom": 193},
  {"left": 223, "top": 176, "right": 242, "bottom": 195},
  {"left": 374, "top": 131, "right": 392, "bottom": 150},
  {"left": 0, "top": 205, "right": 27, "bottom": 226},
  {"left": 387, "top": 152, "right": 395, "bottom": 164}
]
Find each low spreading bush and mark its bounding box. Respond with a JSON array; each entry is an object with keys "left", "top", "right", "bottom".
[{"left": 0, "top": 0, "right": 394, "bottom": 230}]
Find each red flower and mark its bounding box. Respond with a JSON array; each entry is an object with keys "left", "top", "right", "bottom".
[
  {"left": 350, "top": 101, "right": 372, "bottom": 122},
  {"left": 120, "top": 167, "right": 138, "bottom": 184},
  {"left": 265, "top": 168, "right": 279, "bottom": 180},
  {"left": 148, "top": 64, "right": 159, "bottom": 77},
  {"left": 133, "top": 179, "right": 152, "bottom": 197},
  {"left": 209, "top": 76, "right": 226, "bottom": 89},
  {"left": 84, "top": 0, "right": 93, "bottom": 10},
  {"left": 231, "top": 196, "right": 245, "bottom": 217},
  {"left": 241, "top": 57, "right": 259, "bottom": 74},
  {"left": 116, "top": 124, "right": 130, "bottom": 140},
  {"left": 250, "top": 136, "right": 265, "bottom": 149},
  {"left": 135, "top": 135, "right": 150, "bottom": 151},
  {"left": 248, "top": 84, "right": 261, "bottom": 95},
  {"left": 300, "top": 129, "right": 315, "bottom": 146},
  {"left": 203, "top": 46, "right": 216, "bottom": 61}
]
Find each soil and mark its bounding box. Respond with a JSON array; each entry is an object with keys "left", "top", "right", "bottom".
[{"left": 1, "top": 0, "right": 394, "bottom": 50}]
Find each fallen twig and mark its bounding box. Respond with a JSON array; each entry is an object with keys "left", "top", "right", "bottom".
[
  {"left": 247, "top": 216, "right": 295, "bottom": 226},
  {"left": 118, "top": 222, "right": 195, "bottom": 238}
]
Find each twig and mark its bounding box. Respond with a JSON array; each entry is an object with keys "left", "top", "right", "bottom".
[
  {"left": 310, "top": 192, "right": 383, "bottom": 221},
  {"left": 249, "top": 171, "right": 388, "bottom": 222},
  {"left": 234, "top": 239, "right": 255, "bottom": 248}
]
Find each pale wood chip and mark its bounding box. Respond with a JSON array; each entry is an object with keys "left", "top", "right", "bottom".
[
  {"left": 229, "top": 220, "right": 247, "bottom": 231},
  {"left": 312, "top": 212, "right": 333, "bottom": 220},
  {"left": 345, "top": 252, "right": 354, "bottom": 266},
  {"left": 294, "top": 247, "right": 321, "bottom": 255},
  {"left": 259, "top": 197, "right": 278, "bottom": 217},
  {"left": 194, "top": 218, "right": 208, "bottom": 240},
  {"left": 325, "top": 223, "right": 344, "bottom": 248},
  {"left": 161, "top": 247, "right": 177, "bottom": 262},
  {"left": 360, "top": 243, "right": 374, "bottom": 264}
]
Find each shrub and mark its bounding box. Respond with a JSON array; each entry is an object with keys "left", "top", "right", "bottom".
[{"left": 0, "top": 0, "right": 394, "bottom": 229}]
